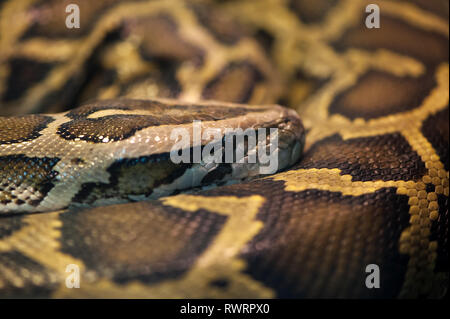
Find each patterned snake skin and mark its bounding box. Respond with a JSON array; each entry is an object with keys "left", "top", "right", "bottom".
[{"left": 0, "top": 0, "right": 448, "bottom": 298}]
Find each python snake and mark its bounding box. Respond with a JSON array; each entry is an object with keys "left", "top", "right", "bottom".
[{"left": 0, "top": 0, "right": 448, "bottom": 298}]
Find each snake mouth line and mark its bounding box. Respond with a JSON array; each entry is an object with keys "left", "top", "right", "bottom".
[{"left": 70, "top": 112, "right": 305, "bottom": 209}]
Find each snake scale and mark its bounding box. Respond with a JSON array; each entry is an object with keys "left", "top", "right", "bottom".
[{"left": 0, "top": 0, "right": 448, "bottom": 298}]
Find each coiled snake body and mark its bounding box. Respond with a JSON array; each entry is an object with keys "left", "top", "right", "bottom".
[{"left": 0, "top": 0, "right": 448, "bottom": 298}]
